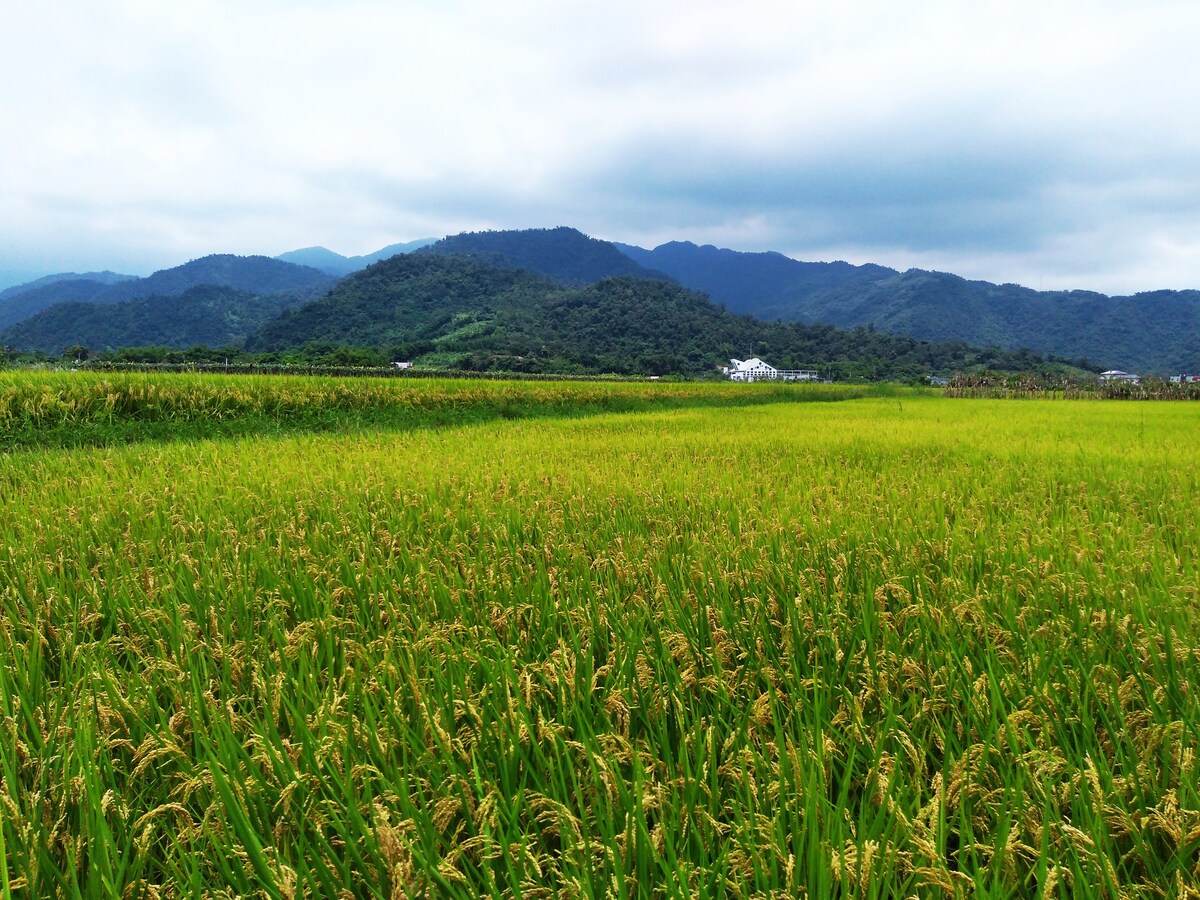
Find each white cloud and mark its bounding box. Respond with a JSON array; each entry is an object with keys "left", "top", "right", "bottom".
[{"left": 2, "top": 0, "right": 1200, "bottom": 293}]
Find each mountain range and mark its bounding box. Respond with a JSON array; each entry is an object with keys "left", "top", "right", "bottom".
[
  {"left": 1, "top": 226, "right": 1195, "bottom": 373},
  {"left": 4, "top": 285, "right": 314, "bottom": 355},
  {"left": 613, "top": 241, "right": 1199, "bottom": 372},
  {"left": 275, "top": 238, "right": 437, "bottom": 276},
  {"left": 245, "top": 251, "right": 1041, "bottom": 378},
  {"left": 424, "top": 227, "right": 667, "bottom": 285},
  {"left": 0, "top": 272, "right": 139, "bottom": 332},
  {"left": 0, "top": 255, "right": 335, "bottom": 335}
]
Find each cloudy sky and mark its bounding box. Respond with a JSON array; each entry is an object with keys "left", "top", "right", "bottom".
[{"left": 3, "top": 0, "right": 1199, "bottom": 295}]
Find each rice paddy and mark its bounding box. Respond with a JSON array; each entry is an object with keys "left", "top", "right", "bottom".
[{"left": 1, "top": 374, "right": 1198, "bottom": 897}]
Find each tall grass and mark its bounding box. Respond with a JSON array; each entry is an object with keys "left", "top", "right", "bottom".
[{"left": 1, "top": 387, "right": 1198, "bottom": 896}]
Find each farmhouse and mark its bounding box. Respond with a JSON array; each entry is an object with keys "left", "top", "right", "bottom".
[
  {"left": 724, "top": 358, "right": 819, "bottom": 383},
  {"left": 1100, "top": 370, "right": 1139, "bottom": 383}
]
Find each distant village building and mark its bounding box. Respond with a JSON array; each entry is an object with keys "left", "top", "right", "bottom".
[
  {"left": 723, "top": 358, "right": 819, "bottom": 383},
  {"left": 1170, "top": 374, "right": 1200, "bottom": 383},
  {"left": 392, "top": 361, "right": 414, "bottom": 369},
  {"left": 1100, "top": 370, "right": 1139, "bottom": 383}
]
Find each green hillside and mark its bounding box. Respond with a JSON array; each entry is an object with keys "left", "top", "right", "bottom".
[
  {"left": 96, "top": 254, "right": 335, "bottom": 304},
  {"left": 792, "top": 271, "right": 1200, "bottom": 373},
  {"left": 0, "top": 256, "right": 334, "bottom": 337},
  {"left": 422, "top": 226, "right": 668, "bottom": 285},
  {"left": 616, "top": 240, "right": 893, "bottom": 315},
  {"left": 246, "top": 252, "right": 1068, "bottom": 378},
  {"left": 618, "top": 240, "right": 1200, "bottom": 373},
  {"left": 248, "top": 253, "right": 556, "bottom": 359},
  {"left": 8, "top": 231, "right": 1196, "bottom": 374},
  {"left": 0, "top": 279, "right": 120, "bottom": 332},
  {"left": 0, "top": 270, "right": 135, "bottom": 301},
  {"left": 1, "top": 285, "right": 315, "bottom": 354}
]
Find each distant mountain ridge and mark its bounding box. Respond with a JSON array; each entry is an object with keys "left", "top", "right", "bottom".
[
  {"left": 422, "top": 226, "right": 671, "bottom": 286},
  {"left": 244, "top": 251, "right": 1060, "bottom": 378},
  {"left": 614, "top": 241, "right": 894, "bottom": 315},
  {"left": 0, "top": 255, "right": 335, "bottom": 335},
  {"left": 616, "top": 240, "right": 1200, "bottom": 372},
  {"left": 0, "top": 279, "right": 125, "bottom": 332},
  {"left": 96, "top": 255, "right": 335, "bottom": 304},
  {"left": 779, "top": 269, "right": 1200, "bottom": 373},
  {"left": 0, "top": 270, "right": 136, "bottom": 301},
  {"left": 0, "top": 272, "right": 140, "bottom": 331},
  {"left": 276, "top": 238, "right": 436, "bottom": 276},
  {"left": 2, "top": 285, "right": 314, "bottom": 354},
  {"left": 4, "top": 227, "right": 1197, "bottom": 372},
  {"left": 0, "top": 255, "right": 337, "bottom": 352}
]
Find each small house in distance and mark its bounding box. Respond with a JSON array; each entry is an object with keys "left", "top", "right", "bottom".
[
  {"left": 723, "top": 358, "right": 819, "bottom": 383},
  {"left": 1100, "top": 369, "right": 1139, "bottom": 384},
  {"left": 392, "top": 361, "right": 414, "bottom": 370}
]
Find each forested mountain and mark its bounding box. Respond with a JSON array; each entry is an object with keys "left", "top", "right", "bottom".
[
  {"left": 0, "top": 256, "right": 333, "bottom": 334},
  {"left": 421, "top": 227, "right": 668, "bottom": 285},
  {"left": 356, "top": 239, "right": 439, "bottom": 267},
  {"left": 6, "top": 228, "right": 1192, "bottom": 373},
  {"left": 0, "top": 271, "right": 139, "bottom": 330},
  {"left": 0, "top": 270, "right": 136, "bottom": 301},
  {"left": 615, "top": 240, "right": 1200, "bottom": 372},
  {"left": 274, "top": 247, "right": 355, "bottom": 275},
  {"left": 245, "top": 252, "right": 1064, "bottom": 378},
  {"left": 1, "top": 285, "right": 314, "bottom": 354},
  {"left": 96, "top": 255, "right": 335, "bottom": 304},
  {"left": 0, "top": 278, "right": 125, "bottom": 331},
  {"left": 276, "top": 239, "right": 436, "bottom": 276},
  {"left": 615, "top": 241, "right": 894, "bottom": 316},
  {"left": 785, "top": 270, "right": 1200, "bottom": 373},
  {"left": 248, "top": 254, "right": 557, "bottom": 357}
]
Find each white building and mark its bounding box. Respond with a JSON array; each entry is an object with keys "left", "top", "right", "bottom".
[
  {"left": 1100, "top": 370, "right": 1139, "bottom": 383},
  {"left": 724, "top": 358, "right": 819, "bottom": 383}
]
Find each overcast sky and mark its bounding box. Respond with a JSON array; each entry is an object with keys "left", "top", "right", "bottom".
[{"left": 3, "top": 0, "right": 1199, "bottom": 295}]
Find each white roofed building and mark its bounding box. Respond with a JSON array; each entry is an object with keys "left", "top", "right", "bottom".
[
  {"left": 727, "top": 358, "right": 777, "bottom": 382},
  {"left": 1100, "top": 370, "right": 1139, "bottom": 383},
  {"left": 724, "top": 358, "right": 819, "bottom": 383}
]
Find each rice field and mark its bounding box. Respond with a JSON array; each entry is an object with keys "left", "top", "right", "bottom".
[
  {"left": 1, "top": 375, "right": 1198, "bottom": 897},
  {"left": 0, "top": 371, "right": 867, "bottom": 451}
]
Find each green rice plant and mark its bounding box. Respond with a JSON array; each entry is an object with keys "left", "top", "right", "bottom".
[
  {"left": 0, "top": 385, "right": 1198, "bottom": 896},
  {"left": 0, "top": 370, "right": 874, "bottom": 451}
]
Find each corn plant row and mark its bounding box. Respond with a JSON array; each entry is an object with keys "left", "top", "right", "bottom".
[{"left": 947, "top": 372, "right": 1200, "bottom": 400}]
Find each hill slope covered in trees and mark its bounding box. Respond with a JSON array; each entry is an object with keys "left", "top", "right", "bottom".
[
  {"left": 615, "top": 241, "right": 894, "bottom": 315},
  {"left": 246, "top": 252, "right": 1065, "bottom": 378},
  {"left": 0, "top": 256, "right": 335, "bottom": 336},
  {"left": 0, "top": 278, "right": 127, "bottom": 332},
  {"left": 95, "top": 255, "right": 335, "bottom": 304},
  {"left": 421, "top": 227, "right": 669, "bottom": 286},
  {"left": 1, "top": 285, "right": 316, "bottom": 354},
  {"left": 7, "top": 228, "right": 1189, "bottom": 373},
  {"left": 784, "top": 270, "right": 1200, "bottom": 373},
  {"left": 617, "top": 240, "right": 1200, "bottom": 372}
]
